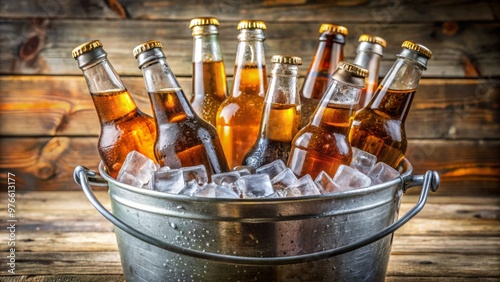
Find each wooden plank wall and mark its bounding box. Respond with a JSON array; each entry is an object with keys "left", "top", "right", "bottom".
[{"left": 0, "top": 0, "right": 499, "bottom": 195}]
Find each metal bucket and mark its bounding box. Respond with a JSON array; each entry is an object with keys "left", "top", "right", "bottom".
[{"left": 74, "top": 159, "right": 439, "bottom": 282}]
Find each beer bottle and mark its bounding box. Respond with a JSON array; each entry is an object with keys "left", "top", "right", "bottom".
[
  {"left": 189, "top": 17, "right": 228, "bottom": 126},
  {"left": 216, "top": 20, "right": 268, "bottom": 169},
  {"left": 349, "top": 41, "right": 432, "bottom": 168},
  {"left": 133, "top": 40, "right": 229, "bottom": 176},
  {"left": 72, "top": 40, "right": 157, "bottom": 178},
  {"left": 300, "top": 23, "right": 348, "bottom": 128},
  {"left": 242, "top": 55, "right": 302, "bottom": 168},
  {"left": 288, "top": 62, "right": 367, "bottom": 179},
  {"left": 354, "top": 34, "right": 386, "bottom": 108}
]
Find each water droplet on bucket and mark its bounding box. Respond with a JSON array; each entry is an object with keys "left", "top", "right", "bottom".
[{"left": 169, "top": 222, "right": 177, "bottom": 229}]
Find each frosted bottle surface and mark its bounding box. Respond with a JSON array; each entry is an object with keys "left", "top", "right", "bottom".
[
  {"left": 72, "top": 40, "right": 156, "bottom": 178},
  {"left": 242, "top": 55, "right": 302, "bottom": 168},
  {"left": 288, "top": 62, "right": 367, "bottom": 179},
  {"left": 216, "top": 20, "right": 268, "bottom": 169},
  {"left": 350, "top": 41, "right": 432, "bottom": 168},
  {"left": 190, "top": 17, "right": 228, "bottom": 126},
  {"left": 134, "top": 40, "right": 229, "bottom": 176}
]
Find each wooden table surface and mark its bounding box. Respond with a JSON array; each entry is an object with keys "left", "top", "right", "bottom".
[{"left": 1, "top": 190, "right": 499, "bottom": 281}]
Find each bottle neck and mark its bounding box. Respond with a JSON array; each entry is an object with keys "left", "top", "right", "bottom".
[
  {"left": 260, "top": 63, "right": 300, "bottom": 139},
  {"left": 192, "top": 26, "right": 223, "bottom": 63},
  {"left": 368, "top": 57, "right": 424, "bottom": 121},
  {"left": 300, "top": 33, "right": 345, "bottom": 99},
  {"left": 191, "top": 27, "right": 227, "bottom": 97},
  {"left": 81, "top": 58, "right": 138, "bottom": 123},
  {"left": 140, "top": 57, "right": 196, "bottom": 120},
  {"left": 353, "top": 49, "right": 382, "bottom": 98},
  {"left": 230, "top": 29, "right": 267, "bottom": 98}
]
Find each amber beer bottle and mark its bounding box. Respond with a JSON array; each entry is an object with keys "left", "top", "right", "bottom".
[
  {"left": 288, "top": 62, "right": 367, "bottom": 179},
  {"left": 72, "top": 40, "right": 157, "bottom": 178},
  {"left": 300, "top": 23, "right": 348, "bottom": 128},
  {"left": 350, "top": 41, "right": 432, "bottom": 168},
  {"left": 216, "top": 20, "right": 268, "bottom": 169},
  {"left": 354, "top": 34, "right": 386, "bottom": 108},
  {"left": 189, "top": 17, "right": 228, "bottom": 126},
  {"left": 133, "top": 40, "right": 229, "bottom": 176},
  {"left": 242, "top": 55, "right": 302, "bottom": 168}
]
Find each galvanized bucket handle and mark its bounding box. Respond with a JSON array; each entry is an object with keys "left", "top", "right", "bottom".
[{"left": 74, "top": 165, "right": 439, "bottom": 266}]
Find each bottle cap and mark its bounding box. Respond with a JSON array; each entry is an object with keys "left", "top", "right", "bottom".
[
  {"left": 71, "top": 40, "right": 103, "bottom": 58},
  {"left": 271, "top": 55, "right": 302, "bottom": 65},
  {"left": 189, "top": 17, "right": 220, "bottom": 28},
  {"left": 337, "top": 61, "right": 368, "bottom": 78},
  {"left": 133, "top": 40, "right": 163, "bottom": 58},
  {"left": 402, "top": 41, "right": 432, "bottom": 59},
  {"left": 237, "top": 20, "right": 266, "bottom": 30},
  {"left": 319, "top": 24, "right": 348, "bottom": 36},
  {"left": 358, "top": 34, "right": 386, "bottom": 48}
]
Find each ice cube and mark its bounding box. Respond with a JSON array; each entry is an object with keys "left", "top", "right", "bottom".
[
  {"left": 271, "top": 168, "right": 298, "bottom": 190},
  {"left": 180, "top": 165, "right": 208, "bottom": 185},
  {"left": 211, "top": 171, "right": 241, "bottom": 186},
  {"left": 194, "top": 183, "right": 239, "bottom": 199},
  {"left": 256, "top": 160, "right": 287, "bottom": 179},
  {"left": 178, "top": 179, "right": 201, "bottom": 196},
  {"left": 350, "top": 147, "right": 377, "bottom": 174},
  {"left": 368, "top": 162, "right": 401, "bottom": 185},
  {"left": 333, "top": 164, "right": 372, "bottom": 191},
  {"left": 233, "top": 165, "right": 255, "bottom": 175},
  {"left": 235, "top": 174, "right": 274, "bottom": 198},
  {"left": 266, "top": 189, "right": 287, "bottom": 198},
  {"left": 117, "top": 150, "right": 158, "bottom": 188},
  {"left": 287, "top": 174, "right": 322, "bottom": 196},
  {"left": 314, "top": 171, "right": 341, "bottom": 193},
  {"left": 151, "top": 169, "right": 185, "bottom": 194}
]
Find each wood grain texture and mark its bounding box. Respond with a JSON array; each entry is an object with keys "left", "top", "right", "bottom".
[
  {"left": 1, "top": 76, "right": 498, "bottom": 139},
  {"left": 0, "top": 0, "right": 496, "bottom": 22},
  {"left": 1, "top": 19, "right": 499, "bottom": 77}
]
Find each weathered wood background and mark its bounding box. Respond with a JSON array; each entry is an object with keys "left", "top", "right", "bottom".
[{"left": 0, "top": 0, "right": 499, "bottom": 195}]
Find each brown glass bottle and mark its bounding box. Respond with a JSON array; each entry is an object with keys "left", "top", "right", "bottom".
[
  {"left": 354, "top": 34, "right": 386, "bottom": 109},
  {"left": 72, "top": 40, "right": 157, "bottom": 178},
  {"left": 133, "top": 40, "right": 229, "bottom": 176},
  {"left": 189, "top": 17, "right": 228, "bottom": 126},
  {"left": 242, "top": 55, "right": 302, "bottom": 169},
  {"left": 288, "top": 62, "right": 367, "bottom": 179},
  {"left": 300, "top": 24, "right": 347, "bottom": 128},
  {"left": 350, "top": 41, "right": 432, "bottom": 168},
  {"left": 216, "top": 20, "right": 268, "bottom": 169}
]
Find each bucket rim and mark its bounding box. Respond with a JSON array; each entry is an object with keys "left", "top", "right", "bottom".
[{"left": 99, "top": 159, "right": 412, "bottom": 203}]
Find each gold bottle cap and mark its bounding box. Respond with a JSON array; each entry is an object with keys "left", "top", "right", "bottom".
[
  {"left": 71, "top": 40, "right": 103, "bottom": 58},
  {"left": 271, "top": 55, "right": 302, "bottom": 65},
  {"left": 338, "top": 61, "right": 368, "bottom": 78},
  {"left": 319, "top": 24, "right": 348, "bottom": 36},
  {"left": 358, "top": 34, "right": 386, "bottom": 48},
  {"left": 237, "top": 20, "right": 266, "bottom": 30},
  {"left": 189, "top": 17, "right": 220, "bottom": 28},
  {"left": 133, "top": 40, "right": 163, "bottom": 58},
  {"left": 402, "top": 40, "right": 432, "bottom": 59}
]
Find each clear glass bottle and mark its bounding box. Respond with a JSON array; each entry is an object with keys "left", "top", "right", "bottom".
[
  {"left": 288, "top": 62, "right": 367, "bottom": 179},
  {"left": 242, "top": 55, "right": 302, "bottom": 169},
  {"left": 349, "top": 41, "right": 432, "bottom": 168},
  {"left": 72, "top": 40, "right": 157, "bottom": 178},
  {"left": 189, "top": 17, "right": 228, "bottom": 126},
  {"left": 300, "top": 23, "right": 348, "bottom": 128},
  {"left": 133, "top": 40, "right": 229, "bottom": 176},
  {"left": 353, "top": 34, "right": 386, "bottom": 109},
  {"left": 216, "top": 20, "right": 268, "bottom": 169}
]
